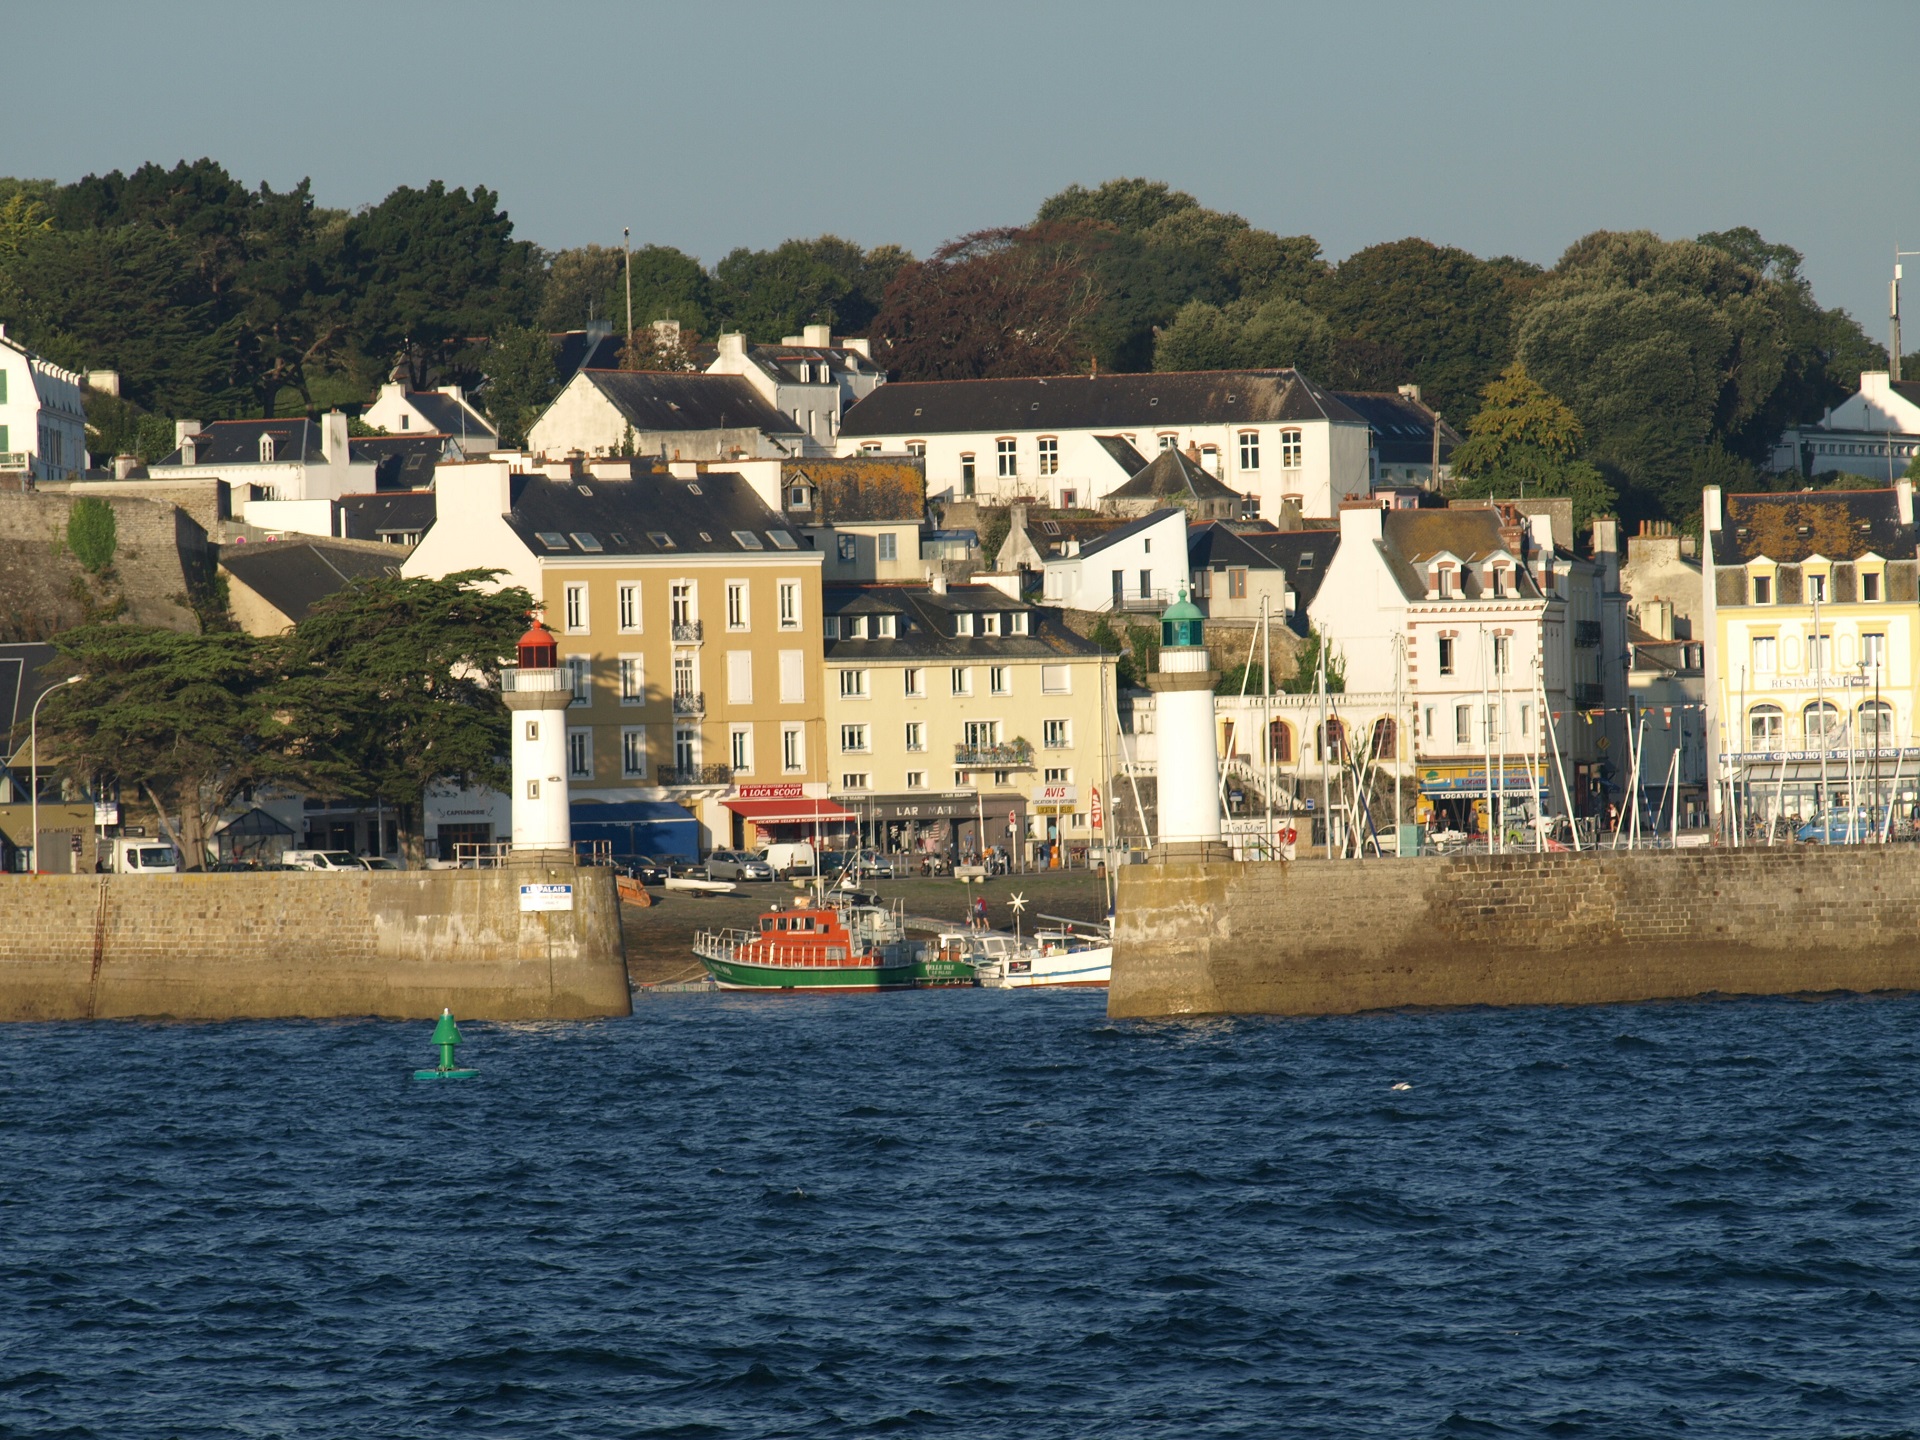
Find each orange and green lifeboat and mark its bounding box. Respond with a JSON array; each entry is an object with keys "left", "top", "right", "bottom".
[{"left": 693, "top": 902, "right": 918, "bottom": 991}]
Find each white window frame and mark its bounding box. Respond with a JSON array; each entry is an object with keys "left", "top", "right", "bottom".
[
  {"left": 782, "top": 725, "right": 805, "bottom": 773},
  {"left": 567, "top": 727, "right": 593, "bottom": 780},
  {"left": 1037, "top": 436, "right": 1059, "bottom": 476},
  {"left": 840, "top": 772, "right": 872, "bottom": 792},
  {"left": 905, "top": 721, "right": 925, "bottom": 752},
  {"left": 617, "top": 582, "right": 642, "bottom": 633},
  {"left": 618, "top": 654, "right": 645, "bottom": 705},
  {"left": 726, "top": 580, "right": 749, "bottom": 632},
  {"left": 1280, "top": 428, "right": 1303, "bottom": 470},
  {"left": 990, "top": 665, "right": 1012, "bottom": 695},
  {"left": 840, "top": 723, "right": 871, "bottom": 753},
  {"left": 1238, "top": 431, "right": 1260, "bottom": 471},
  {"left": 951, "top": 666, "right": 972, "bottom": 696},
  {"left": 1043, "top": 718, "right": 1070, "bottom": 748},
  {"left": 877, "top": 533, "right": 898, "bottom": 563},
  {"left": 839, "top": 668, "right": 870, "bottom": 698},
  {"left": 905, "top": 770, "right": 927, "bottom": 790},
  {"left": 996, "top": 437, "right": 1017, "bottom": 479},
  {"left": 778, "top": 580, "right": 802, "bottom": 631},
  {"left": 730, "top": 725, "right": 754, "bottom": 774},
  {"left": 904, "top": 667, "right": 925, "bottom": 697},
  {"left": 565, "top": 656, "right": 591, "bottom": 702},
  {"left": 620, "top": 726, "right": 648, "bottom": 778},
  {"left": 563, "top": 582, "right": 589, "bottom": 634}
]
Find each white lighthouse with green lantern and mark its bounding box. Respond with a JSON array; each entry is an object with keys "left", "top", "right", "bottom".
[{"left": 1148, "top": 589, "right": 1231, "bottom": 861}]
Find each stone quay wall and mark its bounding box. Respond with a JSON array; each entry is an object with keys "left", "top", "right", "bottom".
[
  {"left": 0, "top": 866, "right": 631, "bottom": 1022},
  {"left": 1110, "top": 846, "right": 1920, "bottom": 1020}
]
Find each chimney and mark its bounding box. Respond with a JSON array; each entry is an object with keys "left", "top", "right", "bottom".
[
  {"left": 174, "top": 419, "right": 203, "bottom": 449},
  {"left": 930, "top": 572, "right": 948, "bottom": 595},
  {"left": 718, "top": 332, "right": 748, "bottom": 362},
  {"left": 113, "top": 453, "right": 139, "bottom": 479},
  {"left": 1899, "top": 478, "right": 1914, "bottom": 526},
  {"left": 1702, "top": 486, "right": 1723, "bottom": 534},
  {"left": 843, "top": 337, "right": 872, "bottom": 360},
  {"left": 1009, "top": 502, "right": 1028, "bottom": 540},
  {"left": 1184, "top": 441, "right": 1202, "bottom": 463},
  {"left": 1337, "top": 498, "right": 1386, "bottom": 544},
  {"left": 86, "top": 370, "right": 121, "bottom": 397},
  {"left": 442, "top": 384, "right": 463, "bottom": 404},
  {"left": 321, "top": 409, "right": 349, "bottom": 464},
  {"left": 803, "top": 323, "right": 832, "bottom": 347},
  {"left": 1397, "top": 384, "right": 1423, "bottom": 403}
]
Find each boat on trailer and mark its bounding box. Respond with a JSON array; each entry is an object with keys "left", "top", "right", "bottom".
[{"left": 693, "top": 898, "right": 917, "bottom": 991}]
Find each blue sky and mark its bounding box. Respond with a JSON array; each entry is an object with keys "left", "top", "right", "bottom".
[{"left": 8, "top": 0, "right": 1916, "bottom": 336}]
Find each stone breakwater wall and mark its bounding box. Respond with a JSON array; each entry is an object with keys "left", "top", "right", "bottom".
[
  {"left": 1109, "top": 846, "right": 1920, "bottom": 1020},
  {"left": 0, "top": 867, "right": 631, "bottom": 1022}
]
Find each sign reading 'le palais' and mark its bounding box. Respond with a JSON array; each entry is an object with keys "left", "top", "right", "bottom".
[{"left": 519, "top": 884, "right": 575, "bottom": 912}]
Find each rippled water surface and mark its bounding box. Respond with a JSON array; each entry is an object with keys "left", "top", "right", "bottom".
[{"left": 5, "top": 990, "right": 1920, "bottom": 1438}]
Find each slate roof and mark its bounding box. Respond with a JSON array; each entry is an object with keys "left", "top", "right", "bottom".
[
  {"left": 1379, "top": 509, "right": 1544, "bottom": 601},
  {"left": 838, "top": 369, "right": 1367, "bottom": 437},
  {"left": 155, "top": 419, "right": 326, "bottom": 466},
  {"left": 1074, "top": 507, "right": 1184, "bottom": 560},
  {"left": 0, "top": 642, "right": 65, "bottom": 746},
  {"left": 1187, "top": 525, "right": 1342, "bottom": 612},
  {"left": 552, "top": 328, "right": 625, "bottom": 383},
  {"left": 1332, "top": 390, "right": 1463, "bottom": 465},
  {"left": 502, "top": 468, "right": 804, "bottom": 557},
  {"left": 722, "top": 343, "right": 886, "bottom": 385},
  {"left": 785, "top": 457, "right": 926, "bottom": 524},
  {"left": 580, "top": 371, "right": 804, "bottom": 435},
  {"left": 1713, "top": 489, "right": 1915, "bottom": 565},
  {"left": 1093, "top": 434, "right": 1149, "bottom": 474},
  {"left": 1105, "top": 447, "right": 1245, "bottom": 504},
  {"left": 218, "top": 542, "right": 403, "bottom": 625},
  {"left": 338, "top": 491, "right": 438, "bottom": 543},
  {"left": 405, "top": 390, "right": 494, "bottom": 441},
  {"left": 823, "top": 584, "right": 1106, "bottom": 663},
  {"left": 347, "top": 435, "right": 448, "bottom": 491}
]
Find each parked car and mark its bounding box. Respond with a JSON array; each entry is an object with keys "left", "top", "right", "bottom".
[
  {"left": 282, "top": 849, "right": 366, "bottom": 872},
  {"left": 611, "top": 853, "right": 670, "bottom": 884},
  {"left": 847, "top": 848, "right": 896, "bottom": 879},
  {"left": 1795, "top": 810, "right": 1886, "bottom": 844},
  {"left": 360, "top": 856, "right": 404, "bottom": 870},
  {"left": 704, "top": 848, "right": 774, "bottom": 881}
]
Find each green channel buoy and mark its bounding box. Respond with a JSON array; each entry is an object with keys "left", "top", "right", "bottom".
[{"left": 413, "top": 1007, "right": 478, "bottom": 1080}]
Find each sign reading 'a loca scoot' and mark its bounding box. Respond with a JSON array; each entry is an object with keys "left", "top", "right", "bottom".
[{"left": 519, "top": 884, "right": 574, "bottom": 912}]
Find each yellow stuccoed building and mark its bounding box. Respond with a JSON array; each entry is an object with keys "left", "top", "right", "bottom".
[{"left": 822, "top": 578, "right": 1119, "bottom": 866}]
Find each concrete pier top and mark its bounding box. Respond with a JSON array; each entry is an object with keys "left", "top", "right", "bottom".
[{"left": 1110, "top": 846, "right": 1920, "bottom": 1019}]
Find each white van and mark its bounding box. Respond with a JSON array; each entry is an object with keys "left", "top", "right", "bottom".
[
  {"left": 282, "top": 849, "right": 366, "bottom": 872},
  {"left": 758, "top": 841, "right": 816, "bottom": 876},
  {"left": 112, "top": 839, "right": 178, "bottom": 874}
]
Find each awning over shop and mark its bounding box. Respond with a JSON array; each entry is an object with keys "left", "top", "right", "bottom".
[{"left": 722, "top": 797, "right": 856, "bottom": 824}]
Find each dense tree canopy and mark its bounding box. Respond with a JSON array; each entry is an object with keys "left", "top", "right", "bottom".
[
  {"left": 1449, "top": 364, "right": 1618, "bottom": 527},
  {"left": 0, "top": 161, "right": 1887, "bottom": 528}
]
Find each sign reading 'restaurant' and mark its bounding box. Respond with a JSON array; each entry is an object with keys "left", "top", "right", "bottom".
[{"left": 519, "top": 883, "right": 575, "bottom": 912}]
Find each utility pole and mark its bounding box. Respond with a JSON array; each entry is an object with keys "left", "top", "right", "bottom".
[{"left": 623, "top": 227, "right": 634, "bottom": 347}]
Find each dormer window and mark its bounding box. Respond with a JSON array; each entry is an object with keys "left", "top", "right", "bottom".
[
  {"left": 1011, "top": 611, "right": 1029, "bottom": 635},
  {"left": 877, "top": 614, "right": 897, "bottom": 639},
  {"left": 789, "top": 486, "right": 812, "bottom": 510},
  {"left": 956, "top": 613, "right": 975, "bottom": 637},
  {"left": 984, "top": 613, "right": 1002, "bottom": 636},
  {"left": 848, "top": 615, "right": 869, "bottom": 639},
  {"left": 258, "top": 434, "right": 275, "bottom": 463},
  {"left": 1435, "top": 568, "right": 1452, "bottom": 599},
  {"left": 1752, "top": 574, "right": 1771, "bottom": 604}
]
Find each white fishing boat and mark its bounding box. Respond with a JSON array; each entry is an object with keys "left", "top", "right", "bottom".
[
  {"left": 665, "top": 875, "right": 739, "bottom": 896},
  {"left": 976, "top": 920, "right": 1111, "bottom": 989}
]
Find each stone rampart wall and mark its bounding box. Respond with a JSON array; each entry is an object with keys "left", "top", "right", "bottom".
[
  {"left": 1110, "top": 847, "right": 1920, "bottom": 1019},
  {"left": 0, "top": 865, "right": 631, "bottom": 1022}
]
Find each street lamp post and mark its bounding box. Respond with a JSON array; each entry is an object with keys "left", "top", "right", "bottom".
[{"left": 28, "top": 675, "right": 83, "bottom": 875}]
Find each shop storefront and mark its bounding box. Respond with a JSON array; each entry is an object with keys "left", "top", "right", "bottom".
[
  {"left": 832, "top": 790, "right": 1030, "bottom": 866},
  {"left": 1416, "top": 761, "right": 1550, "bottom": 834},
  {"left": 722, "top": 785, "right": 856, "bottom": 851},
  {"left": 1725, "top": 747, "right": 1920, "bottom": 833}
]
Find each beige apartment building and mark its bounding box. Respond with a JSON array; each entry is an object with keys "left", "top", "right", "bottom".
[
  {"left": 405, "top": 458, "right": 829, "bottom": 848},
  {"left": 822, "top": 579, "right": 1118, "bottom": 864}
]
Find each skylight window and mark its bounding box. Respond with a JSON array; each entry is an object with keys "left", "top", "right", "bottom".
[
  {"left": 610, "top": 532, "right": 629, "bottom": 546},
  {"left": 1297, "top": 552, "right": 1314, "bottom": 568},
  {"left": 648, "top": 530, "right": 675, "bottom": 549},
  {"left": 698, "top": 531, "right": 714, "bottom": 543},
  {"left": 535, "top": 532, "right": 570, "bottom": 549},
  {"left": 686, "top": 482, "right": 703, "bottom": 495},
  {"left": 576, "top": 484, "right": 594, "bottom": 497},
  {"left": 767, "top": 531, "right": 799, "bottom": 550},
  {"left": 733, "top": 530, "right": 765, "bottom": 549},
  {"left": 570, "top": 532, "right": 604, "bottom": 552},
  {"left": 1042, "top": 521, "right": 1061, "bottom": 536}
]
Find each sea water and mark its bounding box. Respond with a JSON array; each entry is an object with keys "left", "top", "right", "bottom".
[{"left": 4, "top": 991, "right": 1919, "bottom": 1438}]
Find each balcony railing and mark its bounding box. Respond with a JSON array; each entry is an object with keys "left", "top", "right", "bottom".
[
  {"left": 1096, "top": 588, "right": 1176, "bottom": 614},
  {"left": 954, "top": 738, "right": 1036, "bottom": 769},
  {"left": 656, "top": 763, "right": 733, "bottom": 787},
  {"left": 671, "top": 620, "right": 703, "bottom": 643},
  {"left": 1573, "top": 682, "right": 1606, "bottom": 708},
  {"left": 1574, "top": 620, "right": 1604, "bottom": 648},
  {"left": 672, "top": 689, "right": 706, "bottom": 716}
]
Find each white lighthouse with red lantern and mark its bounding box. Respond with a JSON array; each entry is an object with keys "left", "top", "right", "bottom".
[{"left": 501, "top": 618, "right": 574, "bottom": 853}]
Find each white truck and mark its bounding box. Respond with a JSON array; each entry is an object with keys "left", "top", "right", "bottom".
[
  {"left": 110, "top": 838, "right": 178, "bottom": 874},
  {"left": 282, "top": 849, "right": 367, "bottom": 872}
]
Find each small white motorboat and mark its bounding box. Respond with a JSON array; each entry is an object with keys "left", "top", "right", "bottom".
[
  {"left": 664, "top": 875, "right": 739, "bottom": 896},
  {"left": 976, "top": 923, "right": 1112, "bottom": 989}
]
